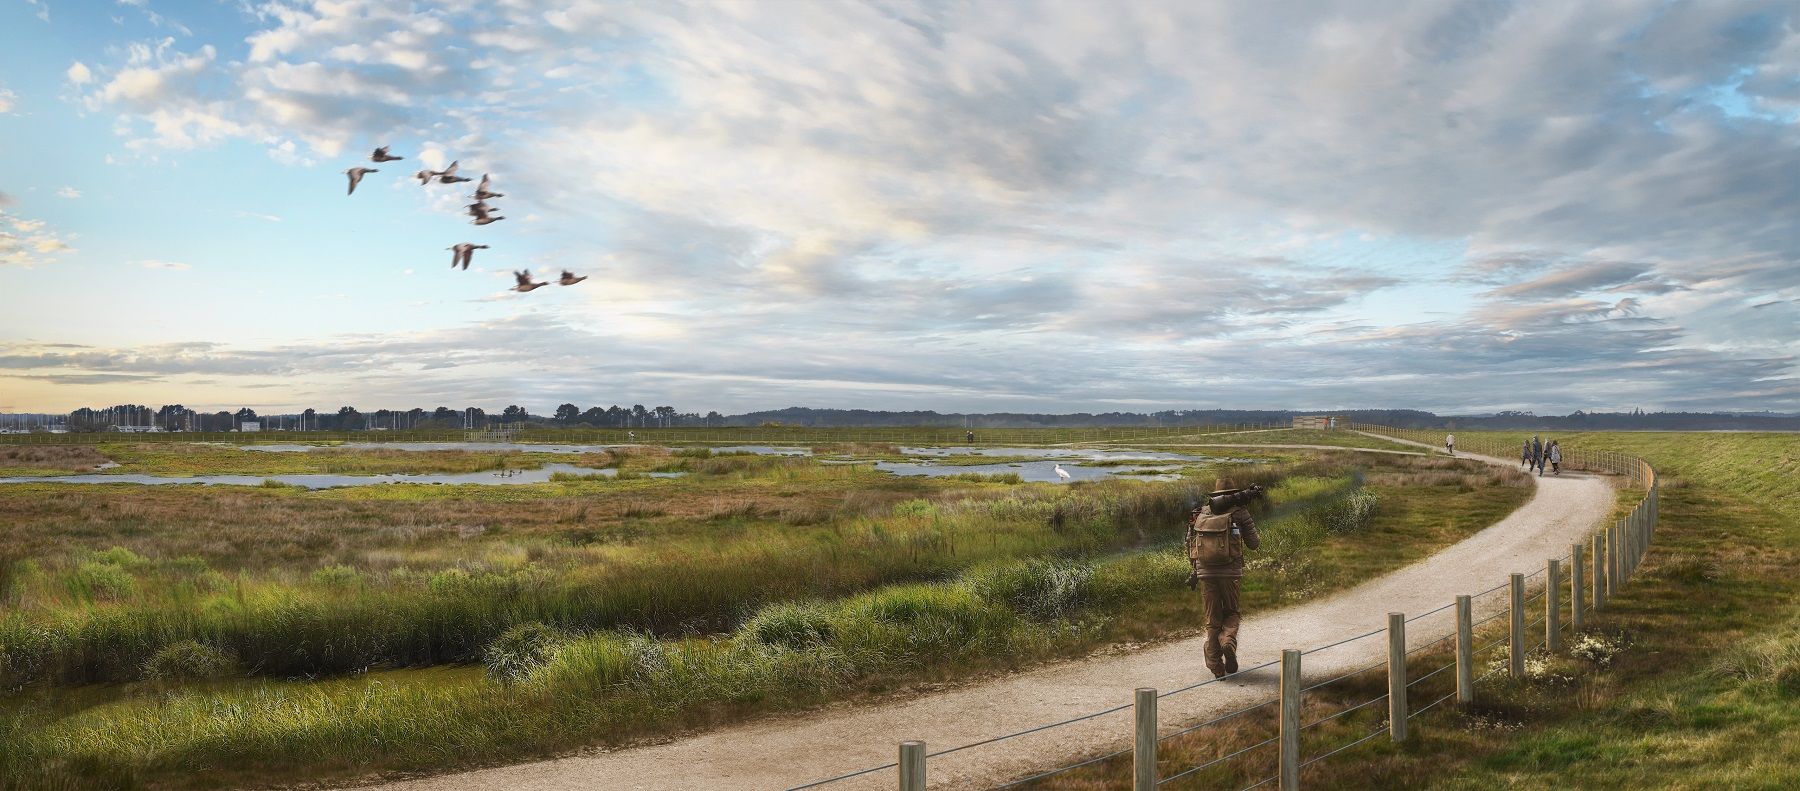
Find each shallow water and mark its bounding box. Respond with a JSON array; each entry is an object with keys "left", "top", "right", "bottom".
[
  {"left": 872, "top": 460, "right": 1184, "bottom": 483},
  {"left": 896, "top": 446, "right": 1208, "bottom": 462},
  {"left": 235, "top": 442, "right": 812, "bottom": 456},
  {"left": 0, "top": 463, "right": 683, "bottom": 490}
]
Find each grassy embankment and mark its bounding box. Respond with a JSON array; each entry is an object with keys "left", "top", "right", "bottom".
[
  {"left": 0, "top": 449, "right": 1528, "bottom": 789},
  {"left": 1042, "top": 431, "right": 1799, "bottom": 789}
]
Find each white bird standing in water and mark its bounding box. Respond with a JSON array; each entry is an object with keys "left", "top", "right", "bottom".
[{"left": 1054, "top": 464, "right": 1070, "bottom": 482}]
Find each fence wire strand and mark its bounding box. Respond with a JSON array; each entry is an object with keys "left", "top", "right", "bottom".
[
  {"left": 1301, "top": 657, "right": 1387, "bottom": 693},
  {"left": 987, "top": 745, "right": 1132, "bottom": 789},
  {"left": 1160, "top": 698, "right": 1276, "bottom": 742},
  {"left": 927, "top": 700, "right": 1132, "bottom": 759},
  {"left": 1298, "top": 720, "right": 1390, "bottom": 769},
  {"left": 1406, "top": 659, "right": 1456, "bottom": 689},
  {"left": 1157, "top": 735, "right": 1279, "bottom": 786},
  {"left": 1301, "top": 627, "right": 1386, "bottom": 656},
  {"left": 1302, "top": 692, "right": 1388, "bottom": 730}
]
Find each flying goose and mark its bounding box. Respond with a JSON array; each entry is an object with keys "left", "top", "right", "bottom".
[
  {"left": 558, "top": 270, "right": 587, "bottom": 286},
  {"left": 472, "top": 211, "right": 505, "bottom": 226},
  {"left": 345, "top": 167, "right": 378, "bottom": 195},
  {"left": 414, "top": 169, "right": 438, "bottom": 185},
  {"left": 371, "top": 146, "right": 404, "bottom": 162},
  {"left": 436, "top": 160, "right": 472, "bottom": 184},
  {"left": 448, "top": 243, "right": 488, "bottom": 270},
  {"left": 513, "top": 270, "right": 547, "bottom": 292},
  {"left": 472, "top": 174, "right": 504, "bottom": 200},
  {"left": 467, "top": 201, "right": 495, "bottom": 219}
]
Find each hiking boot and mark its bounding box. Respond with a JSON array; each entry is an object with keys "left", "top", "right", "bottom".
[{"left": 1225, "top": 653, "right": 1238, "bottom": 675}]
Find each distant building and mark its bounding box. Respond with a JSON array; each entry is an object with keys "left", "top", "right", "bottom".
[
  {"left": 1292, "top": 415, "right": 1345, "bottom": 430},
  {"left": 110, "top": 425, "right": 163, "bottom": 433},
  {"left": 239, "top": 421, "right": 262, "bottom": 433}
]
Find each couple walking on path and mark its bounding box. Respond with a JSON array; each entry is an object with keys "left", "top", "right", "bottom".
[{"left": 1521, "top": 435, "right": 1562, "bottom": 476}]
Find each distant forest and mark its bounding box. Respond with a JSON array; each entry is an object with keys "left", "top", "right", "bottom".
[{"left": 23, "top": 404, "right": 1800, "bottom": 433}]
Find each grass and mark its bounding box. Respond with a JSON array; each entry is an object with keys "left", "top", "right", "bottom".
[
  {"left": 0, "top": 446, "right": 112, "bottom": 476},
  {"left": 0, "top": 449, "right": 1532, "bottom": 788},
  {"left": 1021, "top": 430, "right": 1800, "bottom": 790}
]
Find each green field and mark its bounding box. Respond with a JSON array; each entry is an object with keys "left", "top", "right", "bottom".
[{"left": 0, "top": 435, "right": 1531, "bottom": 789}]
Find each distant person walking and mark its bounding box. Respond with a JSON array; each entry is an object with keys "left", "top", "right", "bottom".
[
  {"left": 1548, "top": 441, "right": 1562, "bottom": 475},
  {"left": 1531, "top": 435, "right": 1544, "bottom": 476},
  {"left": 1445, "top": 433, "right": 1455, "bottom": 456},
  {"left": 966, "top": 430, "right": 975, "bottom": 444},
  {"left": 1521, "top": 438, "right": 1531, "bottom": 469}
]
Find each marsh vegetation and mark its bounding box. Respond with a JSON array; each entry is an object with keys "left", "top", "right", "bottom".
[{"left": 0, "top": 438, "right": 1531, "bottom": 789}]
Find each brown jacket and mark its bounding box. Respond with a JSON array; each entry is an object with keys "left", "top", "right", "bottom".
[{"left": 1188, "top": 506, "right": 1260, "bottom": 578}]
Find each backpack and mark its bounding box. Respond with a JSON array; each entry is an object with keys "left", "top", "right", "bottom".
[{"left": 1188, "top": 511, "right": 1237, "bottom": 567}]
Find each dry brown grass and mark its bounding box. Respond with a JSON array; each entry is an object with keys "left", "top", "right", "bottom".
[{"left": 0, "top": 445, "right": 111, "bottom": 473}]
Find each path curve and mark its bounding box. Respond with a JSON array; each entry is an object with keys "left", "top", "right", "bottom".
[{"left": 362, "top": 441, "right": 1612, "bottom": 791}]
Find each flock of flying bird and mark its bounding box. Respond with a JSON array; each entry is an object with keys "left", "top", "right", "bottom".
[{"left": 345, "top": 147, "right": 587, "bottom": 293}]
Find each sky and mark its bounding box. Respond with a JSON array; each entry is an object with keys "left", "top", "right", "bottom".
[{"left": 0, "top": 0, "right": 1796, "bottom": 415}]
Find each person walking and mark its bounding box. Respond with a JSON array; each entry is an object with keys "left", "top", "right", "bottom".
[
  {"left": 966, "top": 430, "right": 975, "bottom": 444},
  {"left": 1531, "top": 435, "right": 1544, "bottom": 475},
  {"left": 1445, "top": 433, "right": 1455, "bottom": 457},
  {"left": 1521, "top": 438, "right": 1532, "bottom": 469},
  {"left": 1186, "top": 485, "right": 1264, "bottom": 679},
  {"left": 1548, "top": 440, "right": 1563, "bottom": 475}
]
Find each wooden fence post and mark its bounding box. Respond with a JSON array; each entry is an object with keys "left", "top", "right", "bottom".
[
  {"left": 1455, "top": 595, "right": 1474, "bottom": 704},
  {"left": 1593, "top": 533, "right": 1606, "bottom": 611},
  {"left": 1280, "top": 650, "right": 1301, "bottom": 791},
  {"left": 1508, "top": 574, "right": 1525, "bottom": 679},
  {"left": 1388, "top": 612, "right": 1408, "bottom": 742},
  {"left": 1546, "top": 559, "right": 1562, "bottom": 652},
  {"left": 1135, "top": 688, "right": 1157, "bottom": 791},
  {"left": 1571, "top": 543, "right": 1586, "bottom": 630},
  {"left": 898, "top": 741, "right": 925, "bottom": 791}
]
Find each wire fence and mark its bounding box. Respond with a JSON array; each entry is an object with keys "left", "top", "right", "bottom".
[{"left": 785, "top": 424, "right": 1660, "bottom": 790}]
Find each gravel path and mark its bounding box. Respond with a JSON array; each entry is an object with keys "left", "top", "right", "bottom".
[{"left": 361, "top": 441, "right": 1613, "bottom": 791}]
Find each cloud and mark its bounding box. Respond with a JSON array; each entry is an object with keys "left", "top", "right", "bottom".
[
  {"left": 32, "top": 0, "right": 1800, "bottom": 413},
  {"left": 56, "top": 187, "right": 81, "bottom": 199},
  {"left": 67, "top": 61, "right": 92, "bottom": 85},
  {"left": 232, "top": 210, "right": 282, "bottom": 222},
  {"left": 0, "top": 212, "right": 76, "bottom": 268},
  {"left": 1485, "top": 260, "right": 1659, "bottom": 300},
  {"left": 138, "top": 259, "right": 190, "bottom": 271}
]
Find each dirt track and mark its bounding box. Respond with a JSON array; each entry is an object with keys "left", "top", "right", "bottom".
[{"left": 361, "top": 439, "right": 1613, "bottom": 791}]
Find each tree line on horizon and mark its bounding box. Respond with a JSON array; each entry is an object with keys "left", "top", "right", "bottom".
[{"left": 34, "top": 404, "right": 1800, "bottom": 433}]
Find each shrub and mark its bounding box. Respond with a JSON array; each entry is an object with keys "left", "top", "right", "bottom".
[
  {"left": 484, "top": 622, "right": 567, "bottom": 684},
  {"left": 89, "top": 546, "right": 147, "bottom": 568},
  {"left": 310, "top": 564, "right": 363, "bottom": 588},
  {"left": 741, "top": 602, "right": 836, "bottom": 650},
  {"left": 968, "top": 558, "right": 1096, "bottom": 621},
  {"left": 143, "top": 641, "right": 235, "bottom": 681},
  {"left": 71, "top": 562, "right": 136, "bottom": 602},
  {"left": 1315, "top": 490, "right": 1379, "bottom": 534},
  {"left": 892, "top": 499, "right": 937, "bottom": 518}
]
